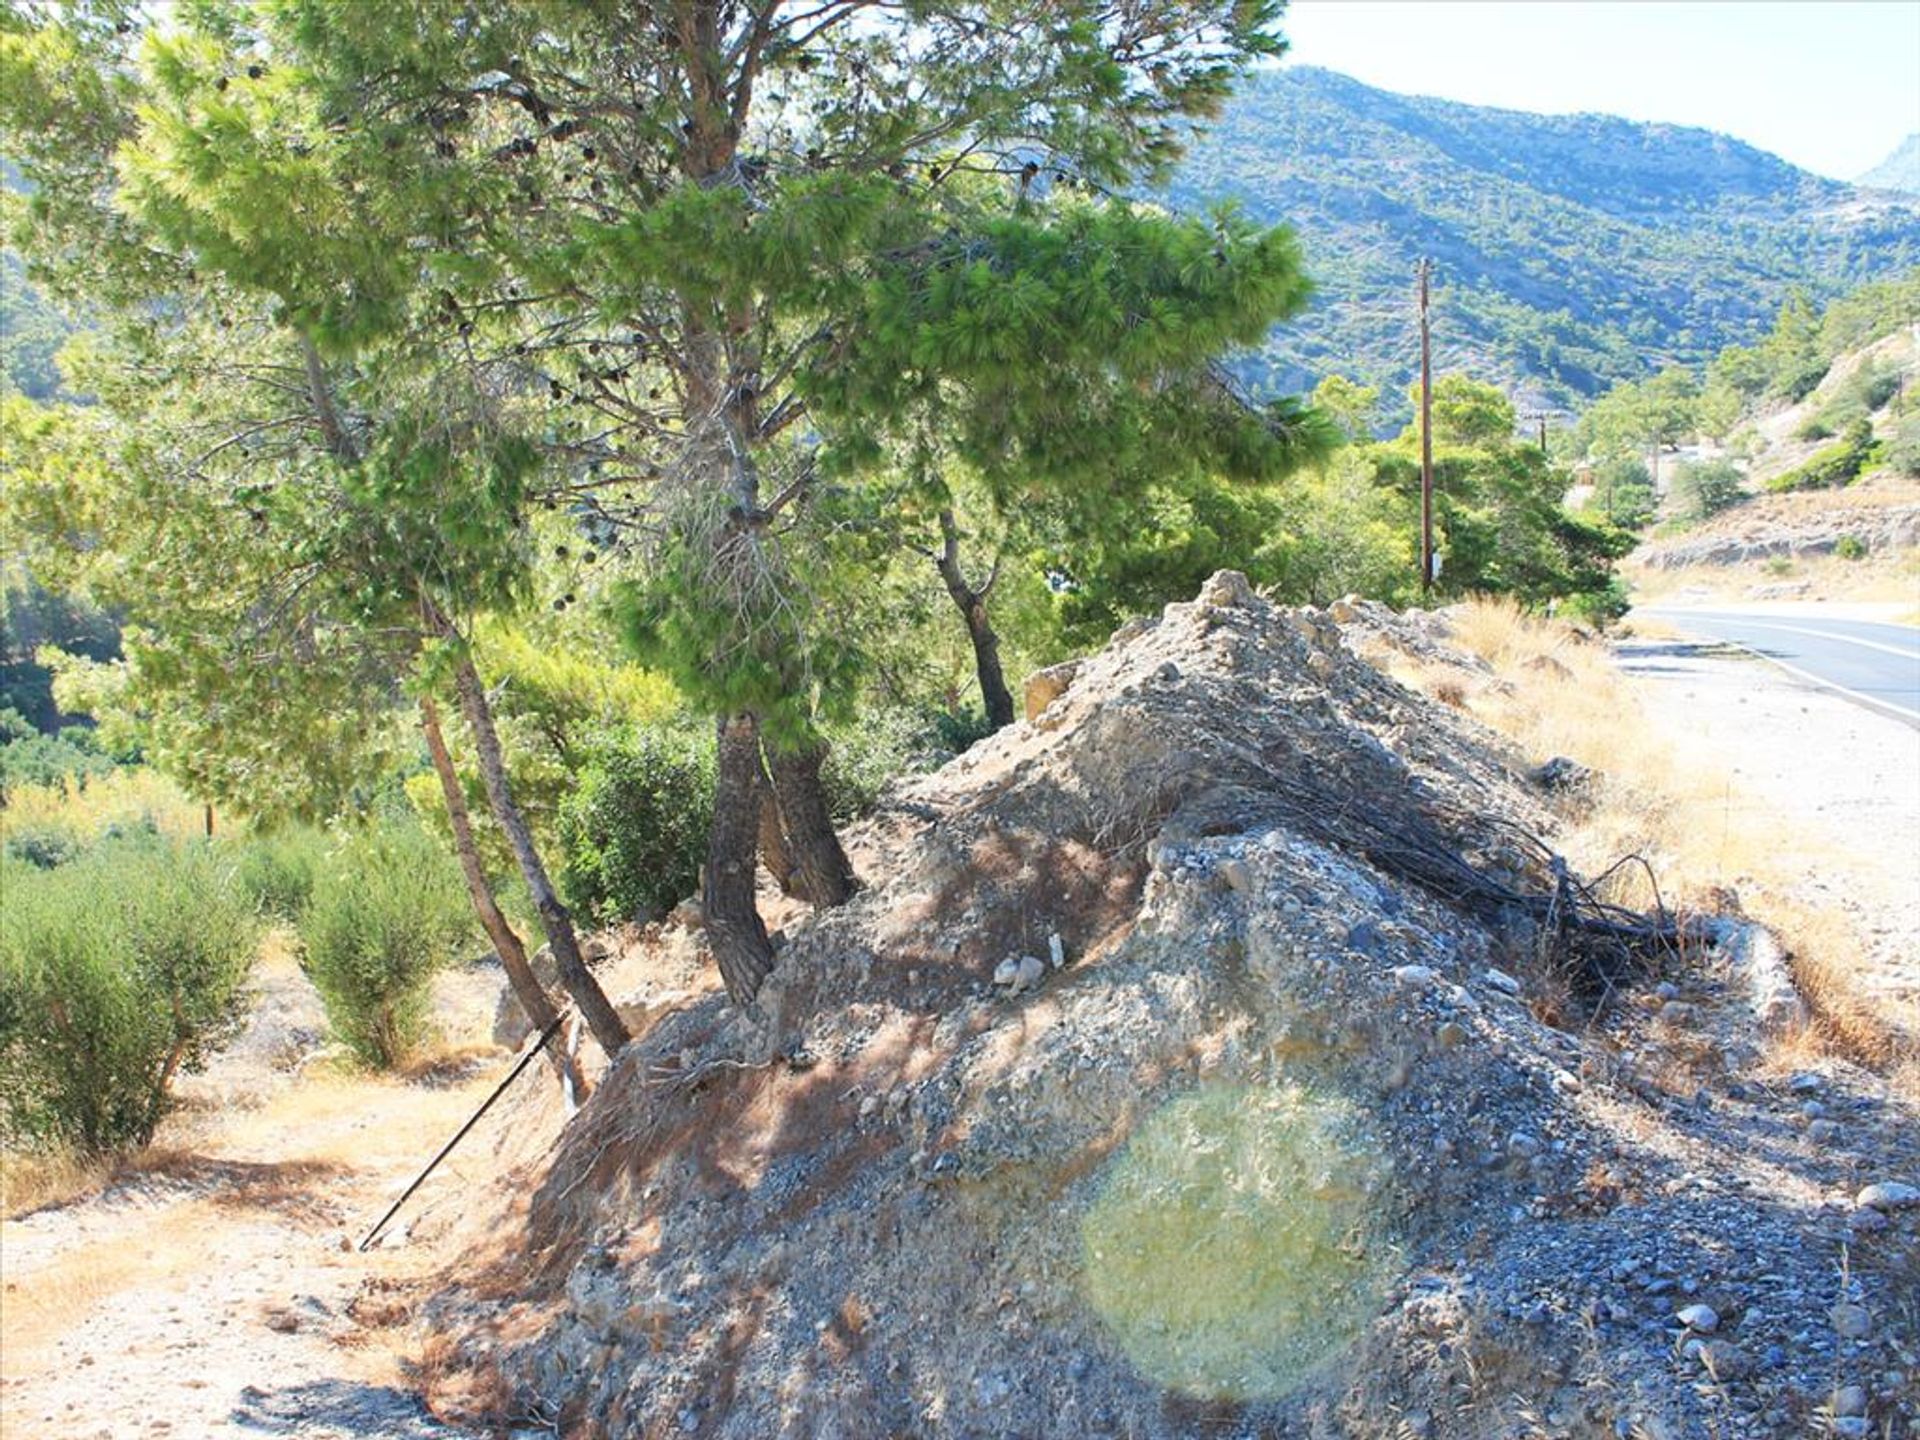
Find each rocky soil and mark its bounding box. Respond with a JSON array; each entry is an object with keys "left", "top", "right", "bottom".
[
  {"left": 1631, "top": 475, "right": 1920, "bottom": 574},
  {"left": 0, "top": 946, "right": 638, "bottom": 1440},
  {"left": 407, "top": 575, "right": 1920, "bottom": 1440}
]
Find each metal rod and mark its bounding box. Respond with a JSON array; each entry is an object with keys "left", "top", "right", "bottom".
[
  {"left": 358, "top": 1013, "right": 568, "bottom": 1252},
  {"left": 1417, "top": 257, "right": 1434, "bottom": 596}
]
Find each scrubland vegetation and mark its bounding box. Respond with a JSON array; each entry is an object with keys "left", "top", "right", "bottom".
[{"left": 0, "top": 4, "right": 1908, "bottom": 1193}]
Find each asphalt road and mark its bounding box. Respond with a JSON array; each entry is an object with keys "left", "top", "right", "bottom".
[{"left": 1638, "top": 607, "right": 1920, "bottom": 727}]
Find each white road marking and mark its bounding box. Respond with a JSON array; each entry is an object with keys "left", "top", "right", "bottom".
[{"left": 1692, "top": 617, "right": 1920, "bottom": 663}]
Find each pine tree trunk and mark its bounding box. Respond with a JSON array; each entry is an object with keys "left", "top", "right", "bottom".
[
  {"left": 961, "top": 601, "right": 1015, "bottom": 731},
  {"left": 707, "top": 713, "right": 777, "bottom": 1005},
  {"left": 449, "top": 648, "right": 630, "bottom": 1057},
  {"left": 419, "top": 697, "right": 585, "bottom": 1094},
  {"left": 933, "top": 508, "right": 1015, "bottom": 731},
  {"left": 764, "top": 737, "right": 855, "bottom": 907},
  {"left": 757, "top": 765, "right": 804, "bottom": 899}
]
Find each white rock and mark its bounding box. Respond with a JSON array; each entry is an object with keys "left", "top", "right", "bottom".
[
  {"left": 992, "top": 958, "right": 1020, "bottom": 987},
  {"left": 858, "top": 1094, "right": 880, "bottom": 1119},
  {"left": 1392, "top": 964, "right": 1440, "bottom": 989},
  {"left": 1675, "top": 1304, "right": 1719, "bottom": 1333},
  {"left": 1856, "top": 1181, "right": 1920, "bottom": 1211},
  {"left": 1218, "top": 859, "right": 1253, "bottom": 894},
  {"left": 1048, "top": 933, "right": 1066, "bottom": 970},
  {"left": 1830, "top": 1302, "right": 1871, "bottom": 1339},
  {"left": 1011, "top": 956, "right": 1046, "bottom": 993},
  {"left": 1832, "top": 1385, "right": 1868, "bottom": 1418},
  {"left": 1482, "top": 967, "right": 1521, "bottom": 995}
]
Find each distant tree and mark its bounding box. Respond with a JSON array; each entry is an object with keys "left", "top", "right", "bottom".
[
  {"left": 1419, "top": 374, "right": 1518, "bottom": 448},
  {"left": 1592, "top": 456, "right": 1655, "bottom": 530},
  {"left": 1670, "top": 458, "right": 1745, "bottom": 522},
  {"left": 1311, "top": 374, "right": 1381, "bottom": 441}
]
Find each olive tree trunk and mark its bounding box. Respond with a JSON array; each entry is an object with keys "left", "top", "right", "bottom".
[
  {"left": 449, "top": 648, "right": 629, "bottom": 1057},
  {"left": 419, "top": 697, "right": 586, "bottom": 1095},
  {"left": 932, "top": 508, "right": 1015, "bottom": 731},
  {"left": 707, "top": 712, "right": 777, "bottom": 1005}
]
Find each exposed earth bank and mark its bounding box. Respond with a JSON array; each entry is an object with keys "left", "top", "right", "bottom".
[{"left": 407, "top": 576, "right": 1920, "bottom": 1440}]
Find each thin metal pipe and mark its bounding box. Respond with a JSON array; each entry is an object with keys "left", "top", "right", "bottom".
[{"left": 358, "top": 1013, "right": 568, "bottom": 1252}]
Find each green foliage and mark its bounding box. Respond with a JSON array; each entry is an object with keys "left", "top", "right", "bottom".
[
  {"left": 1884, "top": 415, "right": 1920, "bottom": 478},
  {"left": 0, "top": 838, "right": 258, "bottom": 1150},
  {"left": 1559, "top": 576, "right": 1631, "bottom": 629},
  {"left": 1577, "top": 366, "right": 1698, "bottom": 463},
  {"left": 1766, "top": 419, "right": 1878, "bottom": 493},
  {"left": 557, "top": 726, "right": 715, "bottom": 928},
  {"left": 821, "top": 708, "right": 961, "bottom": 821},
  {"left": 297, "top": 820, "right": 472, "bottom": 1068},
  {"left": 1590, "top": 457, "right": 1656, "bottom": 530},
  {"left": 1670, "top": 458, "right": 1746, "bottom": 523},
  {"left": 1833, "top": 535, "right": 1868, "bottom": 561},
  {"left": 0, "top": 717, "right": 114, "bottom": 792},
  {"left": 0, "top": 253, "right": 75, "bottom": 401},
  {"left": 230, "top": 826, "right": 327, "bottom": 923},
  {"left": 1, "top": 576, "right": 121, "bottom": 737}
]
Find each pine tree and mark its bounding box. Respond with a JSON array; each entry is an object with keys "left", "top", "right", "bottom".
[{"left": 0, "top": 9, "right": 628, "bottom": 1059}]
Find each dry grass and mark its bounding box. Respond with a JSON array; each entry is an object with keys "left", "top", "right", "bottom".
[
  {"left": 0, "top": 1148, "right": 119, "bottom": 1219},
  {"left": 0, "top": 766, "right": 207, "bottom": 849},
  {"left": 1623, "top": 545, "right": 1920, "bottom": 607},
  {"left": 1406, "top": 596, "right": 1907, "bottom": 1070}
]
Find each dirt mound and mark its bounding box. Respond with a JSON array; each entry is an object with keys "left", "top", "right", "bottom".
[{"left": 416, "top": 576, "right": 1920, "bottom": 1440}]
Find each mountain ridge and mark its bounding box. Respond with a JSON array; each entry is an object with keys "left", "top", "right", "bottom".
[
  {"left": 1171, "top": 67, "right": 1920, "bottom": 418},
  {"left": 1860, "top": 133, "right": 1920, "bottom": 195}
]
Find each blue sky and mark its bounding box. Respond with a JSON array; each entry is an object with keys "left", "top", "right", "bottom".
[{"left": 1280, "top": 0, "right": 1920, "bottom": 182}]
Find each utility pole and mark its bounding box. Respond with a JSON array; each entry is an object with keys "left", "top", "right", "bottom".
[{"left": 1417, "top": 258, "right": 1434, "bottom": 597}]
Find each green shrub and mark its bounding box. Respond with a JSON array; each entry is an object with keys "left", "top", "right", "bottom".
[
  {"left": 1670, "top": 458, "right": 1746, "bottom": 522},
  {"left": 0, "top": 728, "right": 115, "bottom": 793},
  {"left": 1767, "top": 419, "right": 1877, "bottom": 493},
  {"left": 1833, "top": 535, "right": 1868, "bottom": 561},
  {"left": 1560, "top": 577, "right": 1631, "bottom": 629},
  {"left": 231, "top": 826, "right": 326, "bottom": 922},
  {"left": 1774, "top": 355, "right": 1830, "bottom": 402},
  {"left": 821, "top": 707, "right": 959, "bottom": 820},
  {"left": 0, "top": 840, "right": 258, "bottom": 1150},
  {"left": 1794, "top": 418, "right": 1833, "bottom": 443},
  {"left": 298, "top": 821, "right": 472, "bottom": 1068},
  {"left": 558, "top": 725, "right": 714, "bottom": 925},
  {"left": 1884, "top": 415, "right": 1920, "bottom": 479},
  {"left": 3, "top": 826, "right": 82, "bottom": 869},
  {"left": 1837, "top": 361, "right": 1901, "bottom": 417}
]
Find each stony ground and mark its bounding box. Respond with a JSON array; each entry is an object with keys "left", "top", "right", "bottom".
[
  {"left": 7, "top": 579, "right": 1918, "bottom": 1440},
  {"left": 1616, "top": 628, "right": 1920, "bottom": 1043},
  {"left": 0, "top": 951, "right": 508, "bottom": 1440},
  {"left": 411, "top": 577, "right": 1920, "bottom": 1440}
]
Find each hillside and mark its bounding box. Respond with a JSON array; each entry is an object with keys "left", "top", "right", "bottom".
[
  {"left": 1172, "top": 68, "right": 1920, "bottom": 419},
  {"left": 1861, "top": 134, "right": 1920, "bottom": 195},
  {"left": 1624, "top": 322, "right": 1920, "bottom": 602}
]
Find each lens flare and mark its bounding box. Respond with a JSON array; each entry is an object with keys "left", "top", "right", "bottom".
[{"left": 1080, "top": 1082, "right": 1396, "bottom": 1400}]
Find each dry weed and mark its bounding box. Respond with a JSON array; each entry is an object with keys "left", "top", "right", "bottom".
[{"left": 1426, "top": 597, "right": 1907, "bottom": 1073}]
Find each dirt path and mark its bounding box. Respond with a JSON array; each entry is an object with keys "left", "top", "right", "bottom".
[
  {"left": 0, "top": 956, "right": 526, "bottom": 1440},
  {"left": 1615, "top": 629, "right": 1920, "bottom": 1040}
]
